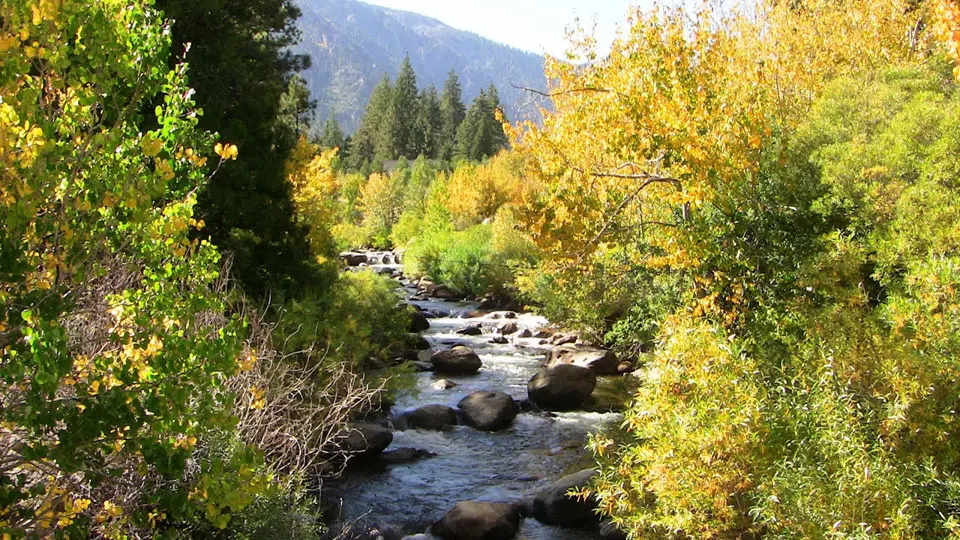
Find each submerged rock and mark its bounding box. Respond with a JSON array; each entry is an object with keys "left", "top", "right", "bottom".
[
  {"left": 527, "top": 364, "right": 597, "bottom": 410},
  {"left": 432, "top": 378, "right": 458, "bottom": 390},
  {"left": 379, "top": 447, "right": 437, "bottom": 466},
  {"left": 531, "top": 469, "right": 599, "bottom": 527},
  {"left": 431, "top": 501, "right": 521, "bottom": 540},
  {"left": 458, "top": 391, "right": 518, "bottom": 432},
  {"left": 431, "top": 346, "right": 482, "bottom": 375}
]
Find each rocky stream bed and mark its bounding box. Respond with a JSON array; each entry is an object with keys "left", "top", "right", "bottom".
[{"left": 324, "top": 251, "right": 632, "bottom": 540}]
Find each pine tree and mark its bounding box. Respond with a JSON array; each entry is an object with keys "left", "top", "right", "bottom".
[
  {"left": 381, "top": 54, "right": 419, "bottom": 159},
  {"left": 485, "top": 83, "right": 509, "bottom": 152},
  {"left": 279, "top": 74, "right": 316, "bottom": 136},
  {"left": 319, "top": 116, "right": 345, "bottom": 150},
  {"left": 440, "top": 70, "right": 466, "bottom": 161},
  {"left": 414, "top": 85, "right": 442, "bottom": 158},
  {"left": 351, "top": 74, "right": 393, "bottom": 167},
  {"left": 154, "top": 0, "right": 318, "bottom": 298}
]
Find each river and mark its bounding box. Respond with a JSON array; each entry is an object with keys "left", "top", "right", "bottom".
[{"left": 324, "top": 254, "right": 620, "bottom": 539}]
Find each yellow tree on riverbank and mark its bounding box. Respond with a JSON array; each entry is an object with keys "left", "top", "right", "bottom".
[{"left": 511, "top": 0, "right": 960, "bottom": 536}]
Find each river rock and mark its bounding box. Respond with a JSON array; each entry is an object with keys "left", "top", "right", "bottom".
[
  {"left": 409, "top": 311, "right": 431, "bottom": 333},
  {"left": 490, "top": 335, "right": 509, "bottom": 344},
  {"left": 545, "top": 344, "right": 619, "bottom": 375},
  {"left": 457, "top": 324, "right": 483, "bottom": 336},
  {"left": 458, "top": 391, "right": 518, "bottom": 432},
  {"left": 527, "top": 364, "right": 597, "bottom": 410},
  {"left": 402, "top": 404, "right": 459, "bottom": 431},
  {"left": 516, "top": 328, "right": 533, "bottom": 338},
  {"left": 406, "top": 334, "right": 431, "bottom": 350},
  {"left": 379, "top": 447, "right": 437, "bottom": 466},
  {"left": 431, "top": 346, "right": 482, "bottom": 374},
  {"left": 433, "top": 285, "right": 461, "bottom": 300},
  {"left": 498, "top": 322, "right": 519, "bottom": 335},
  {"left": 409, "top": 360, "right": 435, "bottom": 372},
  {"left": 431, "top": 501, "right": 521, "bottom": 540},
  {"left": 550, "top": 333, "right": 578, "bottom": 346},
  {"left": 531, "top": 469, "right": 599, "bottom": 527},
  {"left": 616, "top": 361, "right": 635, "bottom": 374},
  {"left": 340, "top": 251, "right": 368, "bottom": 266},
  {"left": 340, "top": 424, "right": 393, "bottom": 459},
  {"left": 432, "top": 378, "right": 458, "bottom": 390}
]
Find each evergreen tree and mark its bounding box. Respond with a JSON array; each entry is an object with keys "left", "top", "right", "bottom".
[
  {"left": 439, "top": 70, "right": 466, "bottom": 161},
  {"left": 486, "top": 83, "right": 509, "bottom": 151},
  {"left": 319, "top": 116, "right": 345, "bottom": 150},
  {"left": 413, "top": 85, "right": 442, "bottom": 158},
  {"left": 154, "top": 0, "right": 318, "bottom": 298},
  {"left": 351, "top": 74, "right": 393, "bottom": 167},
  {"left": 455, "top": 86, "right": 509, "bottom": 162},
  {"left": 279, "top": 74, "right": 316, "bottom": 136},
  {"left": 381, "top": 54, "right": 419, "bottom": 159}
]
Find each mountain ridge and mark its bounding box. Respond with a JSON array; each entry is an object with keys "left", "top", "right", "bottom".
[{"left": 293, "top": 0, "right": 547, "bottom": 134}]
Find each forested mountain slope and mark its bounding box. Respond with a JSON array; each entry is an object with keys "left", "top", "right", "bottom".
[{"left": 293, "top": 0, "right": 546, "bottom": 133}]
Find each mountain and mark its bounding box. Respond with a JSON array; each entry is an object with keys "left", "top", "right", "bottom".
[{"left": 292, "top": 0, "right": 547, "bottom": 134}]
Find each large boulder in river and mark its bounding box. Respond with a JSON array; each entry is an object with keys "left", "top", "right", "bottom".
[
  {"left": 545, "top": 344, "right": 619, "bottom": 375},
  {"left": 431, "top": 501, "right": 521, "bottom": 540},
  {"left": 431, "top": 346, "right": 482, "bottom": 375},
  {"left": 531, "top": 469, "right": 599, "bottom": 527},
  {"left": 408, "top": 311, "right": 431, "bottom": 333},
  {"left": 340, "top": 424, "right": 393, "bottom": 459},
  {"left": 401, "top": 404, "right": 458, "bottom": 431},
  {"left": 527, "top": 364, "right": 596, "bottom": 410},
  {"left": 458, "top": 391, "right": 518, "bottom": 432},
  {"left": 340, "top": 251, "right": 369, "bottom": 266}
]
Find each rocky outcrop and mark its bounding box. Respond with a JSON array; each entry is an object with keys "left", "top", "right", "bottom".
[
  {"left": 527, "top": 364, "right": 596, "bottom": 410},
  {"left": 531, "top": 469, "right": 599, "bottom": 527},
  {"left": 431, "top": 501, "right": 521, "bottom": 540},
  {"left": 458, "top": 391, "right": 518, "bottom": 432},
  {"left": 544, "top": 344, "right": 619, "bottom": 375},
  {"left": 431, "top": 346, "right": 482, "bottom": 374},
  {"left": 401, "top": 404, "right": 458, "bottom": 431}
]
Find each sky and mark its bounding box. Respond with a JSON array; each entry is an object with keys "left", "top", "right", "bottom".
[{"left": 361, "top": 0, "right": 655, "bottom": 58}]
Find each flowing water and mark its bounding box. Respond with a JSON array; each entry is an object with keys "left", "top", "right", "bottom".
[{"left": 325, "top": 254, "right": 619, "bottom": 539}]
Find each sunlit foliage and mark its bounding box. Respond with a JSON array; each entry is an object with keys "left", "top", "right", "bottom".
[{"left": 0, "top": 0, "right": 257, "bottom": 534}]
